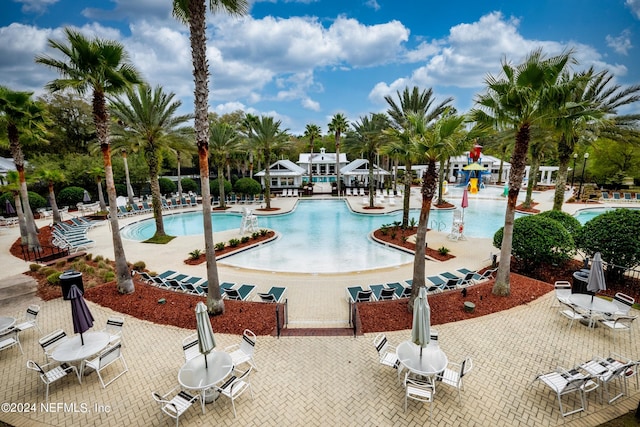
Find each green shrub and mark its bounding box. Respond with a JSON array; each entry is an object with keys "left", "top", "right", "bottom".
[
  {"left": 85, "top": 266, "right": 95, "bottom": 275},
  {"left": 47, "top": 271, "right": 62, "bottom": 285},
  {"left": 233, "top": 177, "right": 262, "bottom": 195},
  {"left": 85, "top": 253, "right": 93, "bottom": 261},
  {"left": 94, "top": 255, "right": 104, "bottom": 262},
  {"left": 260, "top": 229, "right": 268, "bottom": 236},
  {"left": 576, "top": 208, "right": 640, "bottom": 268},
  {"left": 493, "top": 215, "right": 575, "bottom": 272},
  {"left": 538, "top": 210, "right": 582, "bottom": 240},
  {"left": 97, "top": 261, "right": 108, "bottom": 269},
  {"left": 132, "top": 261, "right": 146, "bottom": 271},
  {"left": 58, "top": 186, "right": 86, "bottom": 207},
  {"left": 27, "top": 191, "right": 48, "bottom": 211},
  {"left": 438, "top": 246, "right": 450, "bottom": 255},
  {"left": 228, "top": 238, "right": 240, "bottom": 247},
  {"left": 189, "top": 249, "right": 202, "bottom": 260},
  {"left": 29, "top": 264, "right": 41, "bottom": 272},
  {"left": 252, "top": 232, "right": 260, "bottom": 240},
  {"left": 115, "top": 183, "right": 127, "bottom": 196},
  {"left": 102, "top": 270, "right": 116, "bottom": 282},
  {"left": 55, "top": 260, "right": 67, "bottom": 268},
  {"left": 209, "top": 179, "right": 232, "bottom": 197},
  {"left": 409, "top": 217, "right": 417, "bottom": 228},
  {"left": 41, "top": 267, "right": 57, "bottom": 277},
  {"left": 215, "top": 242, "right": 226, "bottom": 251},
  {"left": 180, "top": 178, "right": 199, "bottom": 194},
  {"left": 241, "top": 236, "right": 250, "bottom": 243},
  {"left": 159, "top": 177, "right": 176, "bottom": 195}
]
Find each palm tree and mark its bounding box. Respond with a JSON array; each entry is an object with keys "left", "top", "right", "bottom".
[
  {"left": 1, "top": 171, "right": 27, "bottom": 239},
  {"left": 173, "top": 0, "right": 249, "bottom": 315},
  {"left": 87, "top": 167, "right": 107, "bottom": 211},
  {"left": 410, "top": 111, "right": 466, "bottom": 308},
  {"left": 110, "top": 84, "right": 193, "bottom": 239},
  {"left": 36, "top": 28, "right": 143, "bottom": 294},
  {"left": 383, "top": 86, "right": 453, "bottom": 228},
  {"left": 210, "top": 121, "right": 240, "bottom": 208},
  {"left": 328, "top": 113, "right": 349, "bottom": 196},
  {"left": 249, "top": 116, "right": 290, "bottom": 209},
  {"left": 0, "top": 86, "right": 48, "bottom": 249},
  {"left": 471, "top": 49, "right": 574, "bottom": 296},
  {"left": 551, "top": 68, "right": 640, "bottom": 211},
  {"left": 344, "top": 113, "right": 391, "bottom": 207},
  {"left": 242, "top": 113, "right": 259, "bottom": 178},
  {"left": 120, "top": 149, "right": 135, "bottom": 205},
  {"left": 34, "top": 166, "right": 66, "bottom": 224},
  {"left": 303, "top": 123, "right": 322, "bottom": 186},
  {"left": 522, "top": 127, "right": 556, "bottom": 209}
]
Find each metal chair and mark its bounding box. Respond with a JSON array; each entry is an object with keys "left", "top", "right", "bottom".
[
  {"left": 551, "top": 281, "right": 571, "bottom": 307},
  {"left": 373, "top": 333, "right": 399, "bottom": 369},
  {"left": 225, "top": 329, "right": 258, "bottom": 371},
  {"left": 182, "top": 333, "right": 199, "bottom": 362},
  {"left": 15, "top": 304, "right": 42, "bottom": 334},
  {"left": 598, "top": 315, "right": 637, "bottom": 344},
  {"left": 0, "top": 328, "right": 23, "bottom": 355},
  {"left": 103, "top": 316, "right": 124, "bottom": 345},
  {"left": 437, "top": 357, "right": 473, "bottom": 403},
  {"left": 215, "top": 367, "right": 254, "bottom": 418},
  {"left": 26, "top": 360, "right": 80, "bottom": 403},
  {"left": 530, "top": 368, "right": 593, "bottom": 416},
  {"left": 404, "top": 375, "right": 434, "bottom": 417},
  {"left": 83, "top": 343, "right": 128, "bottom": 388},
  {"left": 152, "top": 385, "right": 199, "bottom": 427},
  {"left": 38, "top": 329, "right": 68, "bottom": 360}
]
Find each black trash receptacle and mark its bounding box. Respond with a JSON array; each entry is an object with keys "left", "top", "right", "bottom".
[
  {"left": 59, "top": 270, "right": 84, "bottom": 300},
  {"left": 572, "top": 270, "right": 590, "bottom": 294}
]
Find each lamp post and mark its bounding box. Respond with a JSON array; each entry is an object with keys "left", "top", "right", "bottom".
[
  {"left": 577, "top": 153, "right": 589, "bottom": 200},
  {"left": 570, "top": 153, "right": 578, "bottom": 190}
]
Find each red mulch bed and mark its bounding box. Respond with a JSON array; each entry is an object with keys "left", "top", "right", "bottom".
[
  {"left": 184, "top": 231, "right": 276, "bottom": 265},
  {"left": 516, "top": 202, "right": 540, "bottom": 214},
  {"left": 358, "top": 273, "right": 552, "bottom": 332},
  {"left": 372, "top": 227, "right": 455, "bottom": 261}
]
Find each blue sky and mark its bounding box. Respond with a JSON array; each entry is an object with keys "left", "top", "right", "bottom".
[{"left": 1, "top": 0, "right": 639, "bottom": 134}]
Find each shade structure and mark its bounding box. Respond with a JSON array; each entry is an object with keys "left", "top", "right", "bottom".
[
  {"left": 195, "top": 301, "right": 216, "bottom": 368},
  {"left": 68, "top": 284, "right": 94, "bottom": 345},
  {"left": 587, "top": 252, "right": 606, "bottom": 303},
  {"left": 83, "top": 190, "right": 91, "bottom": 203},
  {"left": 462, "top": 162, "right": 487, "bottom": 171},
  {"left": 411, "top": 287, "right": 431, "bottom": 357},
  {"left": 5, "top": 200, "right": 15, "bottom": 214}
]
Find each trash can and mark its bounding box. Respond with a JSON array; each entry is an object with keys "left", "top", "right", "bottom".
[
  {"left": 59, "top": 270, "right": 84, "bottom": 300},
  {"left": 572, "top": 270, "right": 590, "bottom": 294}
]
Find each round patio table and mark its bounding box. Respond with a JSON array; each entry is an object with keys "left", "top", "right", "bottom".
[
  {"left": 0, "top": 317, "right": 16, "bottom": 334},
  {"left": 569, "top": 293, "right": 618, "bottom": 328},
  {"left": 178, "top": 350, "right": 233, "bottom": 413},
  {"left": 397, "top": 340, "right": 448, "bottom": 378}
]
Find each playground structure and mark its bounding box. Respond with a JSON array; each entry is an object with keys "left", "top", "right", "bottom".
[{"left": 457, "top": 144, "right": 488, "bottom": 194}]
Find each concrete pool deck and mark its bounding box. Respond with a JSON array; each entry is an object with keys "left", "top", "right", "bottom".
[{"left": 1, "top": 189, "right": 639, "bottom": 426}]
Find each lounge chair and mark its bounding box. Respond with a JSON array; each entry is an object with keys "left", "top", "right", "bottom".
[
  {"left": 378, "top": 288, "right": 396, "bottom": 301},
  {"left": 426, "top": 276, "right": 446, "bottom": 289},
  {"left": 386, "top": 282, "right": 411, "bottom": 298},
  {"left": 369, "top": 284, "right": 386, "bottom": 301},
  {"left": 443, "top": 278, "right": 460, "bottom": 290},
  {"left": 530, "top": 367, "right": 595, "bottom": 416},
  {"left": 161, "top": 199, "right": 173, "bottom": 210},
  {"left": 345, "top": 286, "right": 373, "bottom": 303},
  {"left": 612, "top": 192, "right": 621, "bottom": 201},
  {"left": 141, "top": 201, "right": 153, "bottom": 213},
  {"left": 440, "top": 271, "right": 460, "bottom": 281},
  {"left": 181, "top": 277, "right": 204, "bottom": 295},
  {"left": 225, "top": 284, "right": 255, "bottom": 301},
  {"left": 600, "top": 192, "right": 610, "bottom": 201},
  {"left": 257, "top": 286, "right": 286, "bottom": 303},
  {"left": 623, "top": 193, "right": 632, "bottom": 202}
]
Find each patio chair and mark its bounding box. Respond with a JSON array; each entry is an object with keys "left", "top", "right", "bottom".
[
  {"left": 39, "top": 329, "right": 68, "bottom": 360},
  {"left": 83, "top": 342, "right": 128, "bottom": 388},
  {"left": 182, "top": 333, "right": 199, "bottom": 362},
  {"left": 103, "top": 316, "right": 125, "bottom": 346},
  {"left": 623, "top": 193, "right": 632, "bottom": 202},
  {"left": 559, "top": 301, "right": 587, "bottom": 329},
  {"left": 472, "top": 267, "right": 498, "bottom": 283},
  {"left": 225, "top": 329, "right": 258, "bottom": 371},
  {"left": 15, "top": 304, "right": 42, "bottom": 334},
  {"left": 443, "top": 278, "right": 460, "bottom": 290},
  {"left": 426, "top": 275, "right": 446, "bottom": 290},
  {"left": 257, "top": 286, "right": 286, "bottom": 303},
  {"left": 369, "top": 284, "right": 385, "bottom": 301},
  {"left": 404, "top": 376, "right": 434, "bottom": 418},
  {"left": 225, "top": 284, "right": 255, "bottom": 301},
  {"left": 609, "top": 292, "right": 634, "bottom": 317},
  {"left": 530, "top": 368, "right": 593, "bottom": 416},
  {"left": 214, "top": 367, "right": 254, "bottom": 418},
  {"left": 0, "top": 328, "right": 23, "bottom": 355},
  {"left": 378, "top": 288, "right": 396, "bottom": 301},
  {"left": 26, "top": 360, "right": 80, "bottom": 403},
  {"left": 457, "top": 271, "right": 477, "bottom": 288},
  {"left": 152, "top": 385, "right": 200, "bottom": 427},
  {"left": 161, "top": 199, "right": 173, "bottom": 210},
  {"left": 386, "top": 282, "right": 411, "bottom": 298},
  {"left": 551, "top": 281, "right": 572, "bottom": 307},
  {"left": 220, "top": 282, "right": 236, "bottom": 294},
  {"left": 580, "top": 357, "right": 634, "bottom": 404},
  {"left": 598, "top": 315, "right": 637, "bottom": 343},
  {"left": 600, "top": 192, "right": 610, "bottom": 201},
  {"left": 440, "top": 271, "right": 459, "bottom": 281},
  {"left": 612, "top": 192, "right": 621, "bottom": 201},
  {"left": 436, "top": 357, "right": 472, "bottom": 403},
  {"left": 346, "top": 286, "right": 364, "bottom": 303},
  {"left": 373, "top": 333, "right": 400, "bottom": 370}
]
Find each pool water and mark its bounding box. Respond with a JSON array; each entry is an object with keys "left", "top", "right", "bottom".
[{"left": 573, "top": 207, "right": 640, "bottom": 224}]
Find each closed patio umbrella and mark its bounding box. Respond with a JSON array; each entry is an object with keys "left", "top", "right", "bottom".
[
  {"left": 587, "top": 252, "right": 606, "bottom": 303},
  {"left": 68, "top": 284, "right": 94, "bottom": 345},
  {"left": 461, "top": 188, "right": 469, "bottom": 222},
  {"left": 83, "top": 190, "right": 91, "bottom": 203},
  {"left": 411, "top": 287, "right": 430, "bottom": 358},
  {"left": 5, "top": 200, "right": 15, "bottom": 215},
  {"left": 195, "top": 301, "right": 216, "bottom": 368}
]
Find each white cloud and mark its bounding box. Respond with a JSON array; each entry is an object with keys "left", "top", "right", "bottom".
[
  {"left": 369, "top": 11, "right": 630, "bottom": 105},
  {"left": 82, "top": 0, "right": 172, "bottom": 22},
  {"left": 606, "top": 30, "right": 633, "bottom": 55},
  {"left": 302, "top": 97, "right": 321, "bottom": 111},
  {"left": 14, "top": 0, "right": 58, "bottom": 13},
  {"left": 365, "top": 0, "right": 381, "bottom": 11},
  {"left": 626, "top": 0, "right": 640, "bottom": 19}
]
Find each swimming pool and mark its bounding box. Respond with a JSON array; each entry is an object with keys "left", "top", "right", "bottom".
[
  {"left": 121, "top": 194, "right": 523, "bottom": 273},
  {"left": 573, "top": 206, "right": 640, "bottom": 224}
]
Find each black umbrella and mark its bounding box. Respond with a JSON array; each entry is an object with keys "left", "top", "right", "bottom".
[
  {"left": 68, "top": 284, "right": 94, "bottom": 345},
  {"left": 83, "top": 190, "right": 91, "bottom": 203},
  {"left": 5, "top": 200, "right": 15, "bottom": 215}
]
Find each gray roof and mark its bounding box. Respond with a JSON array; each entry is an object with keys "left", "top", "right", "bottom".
[
  {"left": 341, "top": 159, "right": 390, "bottom": 175},
  {"left": 255, "top": 159, "right": 306, "bottom": 177}
]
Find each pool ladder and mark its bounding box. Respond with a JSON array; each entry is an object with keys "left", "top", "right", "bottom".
[{"left": 430, "top": 219, "right": 446, "bottom": 232}]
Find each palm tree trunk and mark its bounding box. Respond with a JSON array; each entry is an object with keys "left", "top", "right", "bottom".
[
  {"left": 147, "top": 152, "right": 166, "bottom": 237},
  {"left": 264, "top": 154, "right": 272, "bottom": 209},
  {"left": 523, "top": 158, "right": 540, "bottom": 208},
  {"left": 218, "top": 164, "right": 226, "bottom": 209},
  {"left": 410, "top": 162, "right": 437, "bottom": 312},
  {"left": 493, "top": 124, "right": 530, "bottom": 296},
  {"left": 437, "top": 160, "right": 446, "bottom": 205},
  {"left": 187, "top": 0, "right": 223, "bottom": 315},
  {"left": 177, "top": 151, "right": 183, "bottom": 201},
  {"left": 122, "top": 151, "right": 135, "bottom": 205},
  {"left": 335, "top": 136, "right": 341, "bottom": 197},
  {"left": 14, "top": 192, "right": 27, "bottom": 244},
  {"left": 552, "top": 142, "right": 572, "bottom": 210},
  {"left": 402, "top": 161, "right": 412, "bottom": 228},
  {"left": 368, "top": 153, "right": 375, "bottom": 208},
  {"left": 49, "top": 183, "right": 62, "bottom": 224},
  {"left": 97, "top": 179, "right": 107, "bottom": 211}
]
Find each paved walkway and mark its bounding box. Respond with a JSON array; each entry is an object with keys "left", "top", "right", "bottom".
[{"left": 1, "top": 189, "right": 638, "bottom": 426}]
